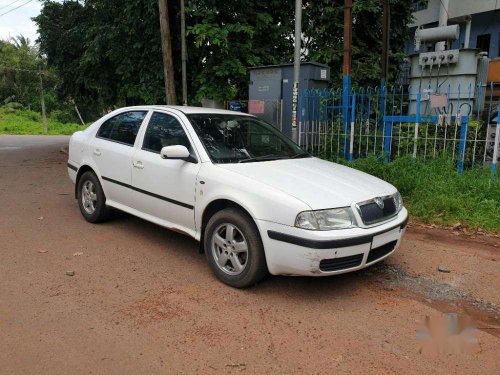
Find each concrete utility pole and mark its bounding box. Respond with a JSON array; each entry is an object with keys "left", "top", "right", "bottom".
[
  {"left": 158, "top": 0, "right": 177, "bottom": 105},
  {"left": 180, "top": 0, "right": 187, "bottom": 106},
  {"left": 380, "top": 0, "right": 390, "bottom": 153},
  {"left": 74, "top": 102, "right": 85, "bottom": 125},
  {"left": 342, "top": 0, "right": 352, "bottom": 81},
  {"left": 381, "top": 0, "right": 390, "bottom": 86},
  {"left": 292, "top": 0, "right": 302, "bottom": 143},
  {"left": 38, "top": 66, "right": 47, "bottom": 133},
  {"left": 342, "top": 0, "right": 353, "bottom": 158}
]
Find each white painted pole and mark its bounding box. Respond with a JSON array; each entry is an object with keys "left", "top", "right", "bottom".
[
  {"left": 292, "top": 0, "right": 302, "bottom": 143},
  {"left": 464, "top": 16, "right": 471, "bottom": 48},
  {"left": 436, "top": 0, "right": 449, "bottom": 51}
]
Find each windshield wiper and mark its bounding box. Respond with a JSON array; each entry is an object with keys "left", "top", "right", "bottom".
[
  {"left": 238, "top": 155, "right": 290, "bottom": 163},
  {"left": 290, "top": 152, "right": 311, "bottom": 159}
]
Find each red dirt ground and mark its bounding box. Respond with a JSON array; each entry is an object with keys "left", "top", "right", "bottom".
[{"left": 1, "top": 135, "right": 499, "bottom": 374}]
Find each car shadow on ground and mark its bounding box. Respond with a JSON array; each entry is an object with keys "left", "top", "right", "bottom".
[
  {"left": 103, "top": 208, "right": 202, "bottom": 254},
  {"left": 106, "top": 209, "right": 374, "bottom": 296}
]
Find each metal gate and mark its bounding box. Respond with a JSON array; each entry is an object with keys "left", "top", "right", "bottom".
[{"left": 299, "top": 82, "right": 500, "bottom": 174}]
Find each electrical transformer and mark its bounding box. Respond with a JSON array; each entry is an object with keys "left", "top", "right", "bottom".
[{"left": 248, "top": 62, "right": 330, "bottom": 138}]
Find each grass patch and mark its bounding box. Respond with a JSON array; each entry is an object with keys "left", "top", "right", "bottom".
[
  {"left": 335, "top": 156, "right": 500, "bottom": 233},
  {"left": 0, "top": 106, "right": 86, "bottom": 135}
]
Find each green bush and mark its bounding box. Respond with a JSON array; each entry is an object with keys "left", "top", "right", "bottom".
[
  {"left": 51, "top": 109, "right": 75, "bottom": 124},
  {"left": 22, "top": 110, "right": 42, "bottom": 122},
  {"left": 3, "top": 102, "right": 23, "bottom": 113},
  {"left": 0, "top": 106, "right": 86, "bottom": 135},
  {"left": 5, "top": 101, "right": 23, "bottom": 110},
  {"left": 335, "top": 156, "right": 500, "bottom": 232}
]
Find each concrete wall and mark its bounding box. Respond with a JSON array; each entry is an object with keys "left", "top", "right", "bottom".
[
  {"left": 451, "top": 12, "right": 500, "bottom": 57},
  {"left": 410, "top": 0, "right": 499, "bottom": 27},
  {"left": 410, "top": 0, "right": 441, "bottom": 27},
  {"left": 406, "top": 10, "right": 500, "bottom": 58}
]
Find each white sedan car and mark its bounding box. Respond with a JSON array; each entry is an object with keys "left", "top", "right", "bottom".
[{"left": 67, "top": 106, "right": 408, "bottom": 287}]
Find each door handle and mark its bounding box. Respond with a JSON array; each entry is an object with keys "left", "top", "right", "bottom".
[
  {"left": 132, "top": 161, "right": 144, "bottom": 169},
  {"left": 93, "top": 149, "right": 101, "bottom": 156}
]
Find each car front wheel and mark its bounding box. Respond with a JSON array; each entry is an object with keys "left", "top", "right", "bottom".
[{"left": 204, "top": 208, "right": 268, "bottom": 288}]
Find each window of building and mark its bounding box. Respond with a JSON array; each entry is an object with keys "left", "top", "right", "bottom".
[
  {"left": 476, "top": 34, "right": 491, "bottom": 53},
  {"left": 412, "top": 0, "right": 427, "bottom": 12}
]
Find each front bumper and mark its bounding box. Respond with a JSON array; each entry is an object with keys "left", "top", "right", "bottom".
[{"left": 257, "top": 208, "right": 408, "bottom": 276}]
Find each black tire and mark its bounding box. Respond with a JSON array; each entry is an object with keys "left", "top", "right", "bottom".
[
  {"left": 204, "top": 208, "right": 268, "bottom": 288},
  {"left": 76, "top": 171, "right": 110, "bottom": 223}
]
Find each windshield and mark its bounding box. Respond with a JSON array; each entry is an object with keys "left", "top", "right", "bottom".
[{"left": 187, "top": 114, "right": 309, "bottom": 163}]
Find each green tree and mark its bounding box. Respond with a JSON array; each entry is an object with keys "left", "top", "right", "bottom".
[
  {"left": 34, "top": 0, "right": 417, "bottom": 117},
  {"left": 35, "top": 0, "right": 295, "bottom": 112},
  {"left": 0, "top": 36, "right": 58, "bottom": 111},
  {"left": 302, "top": 0, "right": 415, "bottom": 87},
  {"left": 36, "top": 0, "right": 181, "bottom": 117},
  {"left": 187, "top": 0, "right": 295, "bottom": 102},
  {"left": 36, "top": 0, "right": 108, "bottom": 116}
]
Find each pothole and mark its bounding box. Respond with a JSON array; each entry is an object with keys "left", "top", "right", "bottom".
[{"left": 367, "top": 263, "right": 500, "bottom": 338}]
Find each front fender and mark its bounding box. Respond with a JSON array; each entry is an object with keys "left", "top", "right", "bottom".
[{"left": 195, "top": 164, "right": 311, "bottom": 233}]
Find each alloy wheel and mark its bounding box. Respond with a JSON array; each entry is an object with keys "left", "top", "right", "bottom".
[
  {"left": 211, "top": 223, "right": 249, "bottom": 275},
  {"left": 81, "top": 180, "right": 97, "bottom": 215}
]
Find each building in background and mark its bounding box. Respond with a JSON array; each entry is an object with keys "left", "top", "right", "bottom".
[{"left": 406, "top": 0, "right": 499, "bottom": 58}]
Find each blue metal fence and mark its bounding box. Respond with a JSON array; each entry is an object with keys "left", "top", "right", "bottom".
[{"left": 298, "top": 82, "right": 500, "bottom": 174}]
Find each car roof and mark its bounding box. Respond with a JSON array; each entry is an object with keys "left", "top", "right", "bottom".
[{"left": 117, "top": 105, "right": 254, "bottom": 116}]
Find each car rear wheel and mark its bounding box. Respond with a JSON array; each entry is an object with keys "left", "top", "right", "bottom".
[
  {"left": 77, "top": 171, "right": 110, "bottom": 223},
  {"left": 204, "top": 208, "right": 268, "bottom": 288}
]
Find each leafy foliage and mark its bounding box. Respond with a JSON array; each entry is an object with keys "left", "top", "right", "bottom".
[
  {"left": 187, "top": 0, "right": 295, "bottom": 102},
  {"left": 35, "top": 0, "right": 166, "bottom": 118},
  {"left": 0, "top": 35, "right": 79, "bottom": 121},
  {"left": 33, "top": 0, "right": 416, "bottom": 118},
  {"left": 302, "top": 0, "right": 415, "bottom": 87},
  {"left": 1, "top": 37, "right": 43, "bottom": 110}
]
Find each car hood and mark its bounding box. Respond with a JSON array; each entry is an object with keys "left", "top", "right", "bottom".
[{"left": 217, "top": 157, "right": 396, "bottom": 210}]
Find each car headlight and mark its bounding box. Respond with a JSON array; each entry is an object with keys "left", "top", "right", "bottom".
[
  {"left": 394, "top": 191, "right": 403, "bottom": 212},
  {"left": 295, "top": 207, "right": 355, "bottom": 230}
]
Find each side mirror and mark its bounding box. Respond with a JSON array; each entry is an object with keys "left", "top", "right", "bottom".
[{"left": 160, "top": 145, "right": 196, "bottom": 163}]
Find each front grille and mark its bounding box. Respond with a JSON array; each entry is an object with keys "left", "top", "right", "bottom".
[
  {"left": 319, "top": 254, "right": 363, "bottom": 272},
  {"left": 358, "top": 197, "right": 397, "bottom": 225},
  {"left": 367, "top": 240, "right": 397, "bottom": 263}
]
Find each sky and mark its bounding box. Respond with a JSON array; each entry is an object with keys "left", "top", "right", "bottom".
[{"left": 0, "top": 0, "right": 42, "bottom": 43}]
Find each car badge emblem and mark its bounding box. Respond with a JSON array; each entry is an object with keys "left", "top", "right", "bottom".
[{"left": 374, "top": 197, "right": 384, "bottom": 209}]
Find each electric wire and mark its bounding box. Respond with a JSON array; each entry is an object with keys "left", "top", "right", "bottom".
[
  {"left": 0, "top": 0, "right": 24, "bottom": 11},
  {"left": 0, "top": 0, "right": 34, "bottom": 17},
  {"left": 437, "top": 0, "right": 450, "bottom": 19}
]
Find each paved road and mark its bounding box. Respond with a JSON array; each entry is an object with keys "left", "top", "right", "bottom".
[
  {"left": 0, "top": 135, "right": 499, "bottom": 374},
  {"left": 0, "top": 134, "right": 70, "bottom": 151}
]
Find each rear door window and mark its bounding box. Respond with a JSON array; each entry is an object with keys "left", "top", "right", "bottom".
[{"left": 97, "top": 111, "right": 147, "bottom": 146}]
